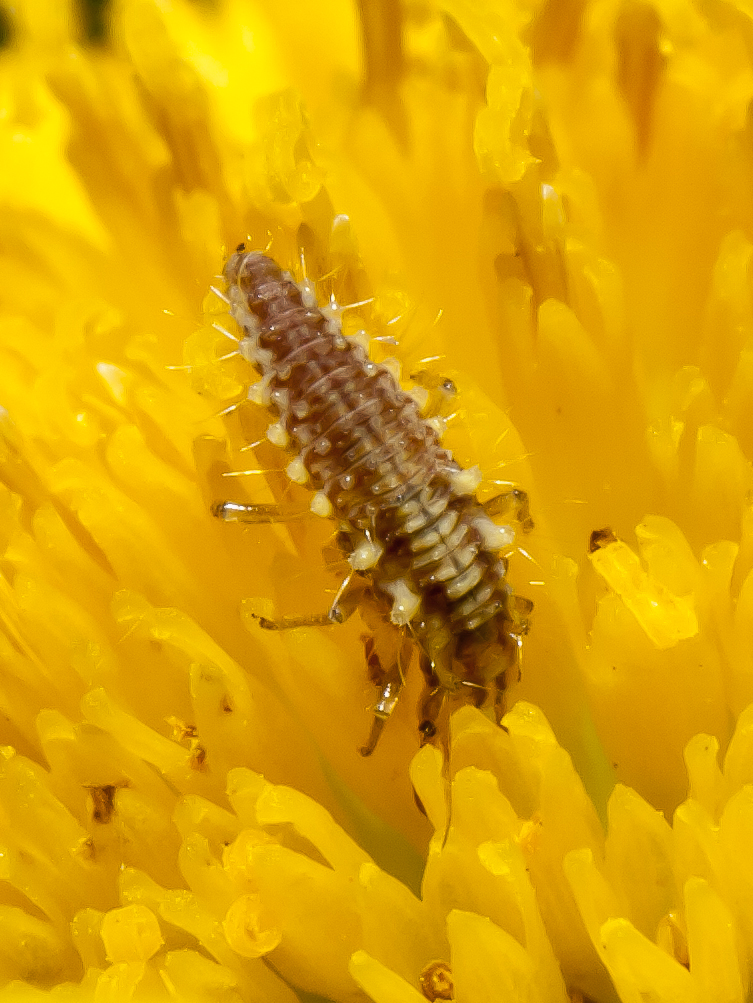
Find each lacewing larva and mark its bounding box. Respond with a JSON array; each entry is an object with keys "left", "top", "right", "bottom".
[{"left": 211, "top": 243, "right": 533, "bottom": 756}]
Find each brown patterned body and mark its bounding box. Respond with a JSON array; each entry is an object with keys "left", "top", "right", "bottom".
[{"left": 220, "top": 248, "right": 532, "bottom": 750}]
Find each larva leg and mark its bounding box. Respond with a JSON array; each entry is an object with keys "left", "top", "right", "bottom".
[
  {"left": 493, "top": 665, "right": 509, "bottom": 726},
  {"left": 360, "top": 637, "right": 403, "bottom": 756},
  {"left": 251, "top": 574, "right": 365, "bottom": 630},
  {"left": 416, "top": 653, "right": 454, "bottom": 840},
  {"left": 212, "top": 501, "right": 306, "bottom": 523},
  {"left": 255, "top": 611, "right": 346, "bottom": 630},
  {"left": 416, "top": 654, "right": 447, "bottom": 747},
  {"left": 360, "top": 634, "right": 412, "bottom": 756},
  {"left": 508, "top": 593, "right": 534, "bottom": 635},
  {"left": 460, "top": 678, "right": 488, "bottom": 709},
  {"left": 483, "top": 487, "right": 534, "bottom": 532}
]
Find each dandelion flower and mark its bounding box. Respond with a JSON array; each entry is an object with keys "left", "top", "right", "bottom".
[{"left": 0, "top": 0, "right": 752, "bottom": 1001}]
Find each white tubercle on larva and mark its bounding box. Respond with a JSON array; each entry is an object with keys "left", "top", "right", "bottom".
[
  {"left": 349, "top": 536, "right": 384, "bottom": 571},
  {"left": 321, "top": 301, "right": 343, "bottom": 337},
  {"left": 348, "top": 329, "right": 370, "bottom": 351},
  {"left": 247, "top": 375, "right": 272, "bottom": 406},
  {"left": 408, "top": 385, "right": 430, "bottom": 411},
  {"left": 269, "top": 387, "right": 289, "bottom": 410},
  {"left": 285, "top": 456, "right": 308, "bottom": 484},
  {"left": 229, "top": 292, "right": 259, "bottom": 341},
  {"left": 266, "top": 422, "right": 288, "bottom": 448},
  {"left": 450, "top": 465, "right": 482, "bottom": 495},
  {"left": 380, "top": 356, "right": 402, "bottom": 382},
  {"left": 382, "top": 579, "right": 421, "bottom": 626},
  {"left": 239, "top": 334, "right": 259, "bottom": 363},
  {"left": 240, "top": 331, "right": 273, "bottom": 368},
  {"left": 472, "top": 516, "right": 516, "bottom": 551},
  {"left": 310, "top": 491, "right": 332, "bottom": 518},
  {"left": 426, "top": 416, "right": 447, "bottom": 438}
]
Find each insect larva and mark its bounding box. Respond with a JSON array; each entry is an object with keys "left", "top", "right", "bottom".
[{"left": 212, "top": 244, "right": 533, "bottom": 756}]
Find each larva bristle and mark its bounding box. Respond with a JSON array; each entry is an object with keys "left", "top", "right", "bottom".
[{"left": 212, "top": 321, "right": 238, "bottom": 342}]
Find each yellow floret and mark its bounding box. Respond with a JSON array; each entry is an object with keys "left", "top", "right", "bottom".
[{"left": 2, "top": 0, "right": 753, "bottom": 1000}]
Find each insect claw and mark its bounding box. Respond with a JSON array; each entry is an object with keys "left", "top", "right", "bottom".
[
  {"left": 359, "top": 715, "right": 387, "bottom": 757},
  {"left": 418, "top": 719, "right": 437, "bottom": 746}
]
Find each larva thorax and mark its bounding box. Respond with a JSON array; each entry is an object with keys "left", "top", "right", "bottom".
[{"left": 221, "top": 247, "right": 531, "bottom": 745}]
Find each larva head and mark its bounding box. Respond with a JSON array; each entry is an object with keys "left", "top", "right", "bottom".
[
  {"left": 223, "top": 244, "right": 284, "bottom": 289},
  {"left": 222, "top": 247, "right": 300, "bottom": 328}
]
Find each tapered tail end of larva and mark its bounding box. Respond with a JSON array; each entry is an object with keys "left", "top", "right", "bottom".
[{"left": 360, "top": 714, "right": 387, "bottom": 756}]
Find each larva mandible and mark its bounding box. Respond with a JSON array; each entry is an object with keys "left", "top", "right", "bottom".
[{"left": 212, "top": 243, "right": 533, "bottom": 756}]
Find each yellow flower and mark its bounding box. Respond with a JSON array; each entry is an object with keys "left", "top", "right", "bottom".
[{"left": 2, "top": 0, "right": 753, "bottom": 1000}]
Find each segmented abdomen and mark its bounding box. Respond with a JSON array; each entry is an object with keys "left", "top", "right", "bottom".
[{"left": 223, "top": 250, "right": 513, "bottom": 635}]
